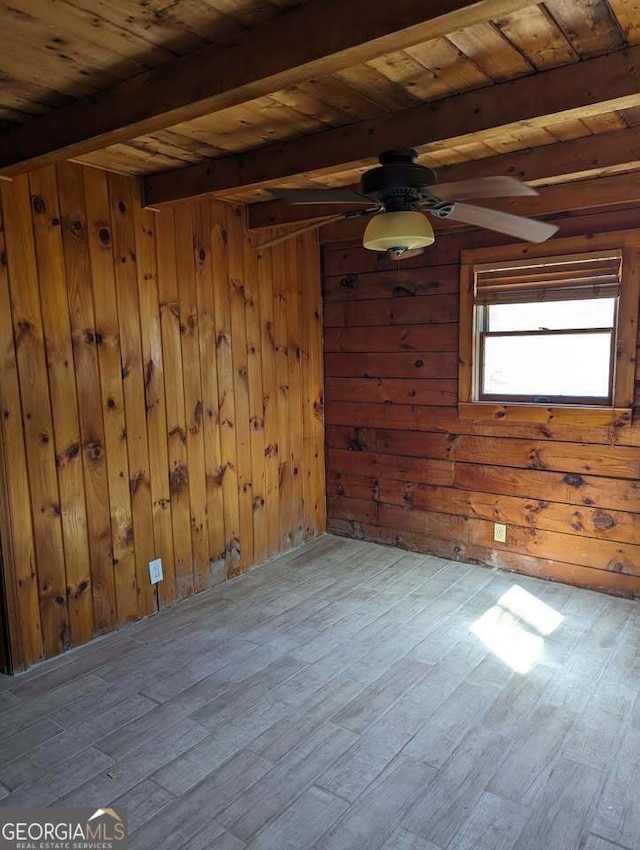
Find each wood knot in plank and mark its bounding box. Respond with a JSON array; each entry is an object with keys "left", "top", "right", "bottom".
[
  {"left": 85, "top": 440, "right": 104, "bottom": 463},
  {"left": 593, "top": 512, "right": 615, "bottom": 530},
  {"left": 169, "top": 425, "right": 187, "bottom": 444},
  {"left": 57, "top": 441, "right": 80, "bottom": 467},
  {"left": 72, "top": 579, "right": 89, "bottom": 599},
  {"left": 527, "top": 448, "right": 545, "bottom": 469},
  {"left": 31, "top": 195, "right": 46, "bottom": 215},
  {"left": 392, "top": 285, "right": 416, "bottom": 297},
  {"left": 169, "top": 463, "right": 188, "bottom": 494},
  {"left": 563, "top": 473, "right": 585, "bottom": 488},
  {"left": 129, "top": 469, "right": 146, "bottom": 495},
  {"left": 190, "top": 400, "right": 203, "bottom": 433}
]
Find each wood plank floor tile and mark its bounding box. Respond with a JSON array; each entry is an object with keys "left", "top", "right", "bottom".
[
  {"left": 488, "top": 703, "right": 576, "bottom": 802},
  {"left": 248, "top": 676, "right": 364, "bottom": 761},
  {"left": 591, "top": 727, "right": 640, "bottom": 850},
  {"left": 404, "top": 679, "right": 504, "bottom": 768},
  {"left": 217, "top": 723, "right": 357, "bottom": 841},
  {"left": 1, "top": 746, "right": 115, "bottom": 807},
  {"left": 512, "top": 755, "right": 603, "bottom": 850},
  {"left": 561, "top": 680, "right": 636, "bottom": 771},
  {"left": 380, "top": 829, "right": 441, "bottom": 850},
  {"left": 129, "top": 749, "right": 275, "bottom": 850},
  {"left": 583, "top": 836, "right": 634, "bottom": 850},
  {"left": 330, "top": 658, "right": 430, "bottom": 734},
  {"left": 402, "top": 726, "right": 512, "bottom": 848},
  {"left": 57, "top": 721, "right": 210, "bottom": 807},
  {"left": 315, "top": 756, "right": 436, "bottom": 850},
  {"left": 247, "top": 786, "right": 348, "bottom": 850},
  {"left": 0, "top": 692, "right": 157, "bottom": 789},
  {"left": 111, "top": 778, "right": 175, "bottom": 833},
  {"left": 446, "top": 791, "right": 530, "bottom": 850}
]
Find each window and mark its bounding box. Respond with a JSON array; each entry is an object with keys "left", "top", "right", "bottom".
[
  {"left": 476, "top": 251, "right": 620, "bottom": 405},
  {"left": 458, "top": 232, "right": 640, "bottom": 424}
]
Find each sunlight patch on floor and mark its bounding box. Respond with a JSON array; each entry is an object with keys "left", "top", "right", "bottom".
[{"left": 470, "top": 585, "right": 564, "bottom": 674}]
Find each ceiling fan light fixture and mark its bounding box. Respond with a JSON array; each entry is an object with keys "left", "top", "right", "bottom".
[{"left": 363, "top": 210, "right": 435, "bottom": 253}]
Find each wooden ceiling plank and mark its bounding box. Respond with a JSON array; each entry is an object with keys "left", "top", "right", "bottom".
[
  {"left": 480, "top": 125, "right": 559, "bottom": 154},
  {"left": 295, "top": 77, "right": 384, "bottom": 120},
  {"left": 149, "top": 128, "right": 227, "bottom": 160},
  {"left": 366, "top": 50, "right": 451, "bottom": 102},
  {"left": 65, "top": 0, "right": 212, "bottom": 54},
  {"left": 581, "top": 111, "right": 629, "bottom": 133},
  {"left": 246, "top": 124, "right": 640, "bottom": 228},
  {"left": 0, "top": 10, "right": 152, "bottom": 84},
  {"left": 0, "top": 37, "right": 108, "bottom": 98},
  {"left": 203, "top": 0, "right": 285, "bottom": 28},
  {"left": 494, "top": 4, "right": 579, "bottom": 69},
  {"left": 543, "top": 0, "right": 624, "bottom": 57},
  {"left": 544, "top": 117, "right": 593, "bottom": 141},
  {"left": 404, "top": 36, "right": 492, "bottom": 93},
  {"left": 333, "top": 65, "right": 420, "bottom": 111},
  {"left": 446, "top": 20, "right": 533, "bottom": 80},
  {"left": 0, "top": 0, "right": 543, "bottom": 176},
  {"left": 269, "top": 87, "right": 353, "bottom": 127},
  {"left": 144, "top": 44, "right": 640, "bottom": 204},
  {"left": 2, "top": 0, "right": 177, "bottom": 68},
  {"left": 606, "top": 0, "right": 640, "bottom": 44},
  {"left": 78, "top": 142, "right": 186, "bottom": 174},
  {"left": 151, "top": 0, "right": 248, "bottom": 45}
]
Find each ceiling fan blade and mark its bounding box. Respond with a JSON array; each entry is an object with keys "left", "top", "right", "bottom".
[
  {"left": 434, "top": 176, "right": 538, "bottom": 201},
  {"left": 443, "top": 202, "right": 558, "bottom": 243},
  {"left": 269, "top": 187, "right": 372, "bottom": 205}
]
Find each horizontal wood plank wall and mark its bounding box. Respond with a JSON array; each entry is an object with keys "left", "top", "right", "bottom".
[
  {"left": 0, "top": 167, "right": 324, "bottom": 670},
  {"left": 323, "top": 206, "right": 640, "bottom": 599}
]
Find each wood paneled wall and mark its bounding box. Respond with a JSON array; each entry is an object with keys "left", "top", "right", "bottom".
[
  {"left": 0, "top": 165, "right": 324, "bottom": 671},
  {"left": 323, "top": 205, "right": 640, "bottom": 598}
]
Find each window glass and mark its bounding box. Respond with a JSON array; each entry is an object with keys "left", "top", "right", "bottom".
[
  {"left": 482, "top": 332, "right": 612, "bottom": 399},
  {"left": 486, "top": 298, "right": 616, "bottom": 332}
]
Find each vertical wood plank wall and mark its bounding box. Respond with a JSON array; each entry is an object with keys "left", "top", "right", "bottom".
[
  {"left": 0, "top": 165, "right": 325, "bottom": 670},
  {"left": 323, "top": 206, "right": 640, "bottom": 599}
]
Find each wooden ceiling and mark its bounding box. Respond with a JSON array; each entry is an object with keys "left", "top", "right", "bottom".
[{"left": 2, "top": 0, "right": 640, "bottom": 208}]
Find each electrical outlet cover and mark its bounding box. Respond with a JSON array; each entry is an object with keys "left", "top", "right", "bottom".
[
  {"left": 149, "top": 558, "right": 163, "bottom": 584},
  {"left": 493, "top": 523, "right": 507, "bottom": 543}
]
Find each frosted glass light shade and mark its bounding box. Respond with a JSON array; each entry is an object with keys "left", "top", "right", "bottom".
[{"left": 363, "top": 211, "right": 435, "bottom": 252}]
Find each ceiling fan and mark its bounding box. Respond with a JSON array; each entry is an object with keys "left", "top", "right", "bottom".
[{"left": 267, "top": 148, "right": 558, "bottom": 258}]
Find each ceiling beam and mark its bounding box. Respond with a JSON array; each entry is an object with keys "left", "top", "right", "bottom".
[
  {"left": 247, "top": 126, "right": 640, "bottom": 228},
  {"left": 317, "top": 171, "right": 640, "bottom": 243},
  {"left": 0, "top": 0, "right": 535, "bottom": 177},
  {"left": 145, "top": 45, "right": 640, "bottom": 206}
]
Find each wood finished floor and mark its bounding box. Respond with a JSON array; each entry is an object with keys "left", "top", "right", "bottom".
[{"left": 0, "top": 534, "right": 638, "bottom": 850}]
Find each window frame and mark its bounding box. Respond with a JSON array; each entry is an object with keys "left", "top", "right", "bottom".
[{"left": 458, "top": 230, "right": 640, "bottom": 426}]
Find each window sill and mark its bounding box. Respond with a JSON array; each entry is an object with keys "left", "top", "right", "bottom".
[{"left": 458, "top": 401, "right": 633, "bottom": 428}]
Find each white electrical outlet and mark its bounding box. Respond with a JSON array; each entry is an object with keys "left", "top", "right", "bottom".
[
  {"left": 149, "top": 558, "right": 163, "bottom": 584},
  {"left": 493, "top": 523, "right": 507, "bottom": 544}
]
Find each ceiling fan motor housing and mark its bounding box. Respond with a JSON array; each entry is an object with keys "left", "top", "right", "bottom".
[{"left": 361, "top": 148, "right": 438, "bottom": 210}]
